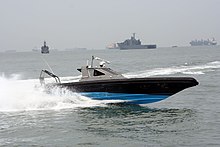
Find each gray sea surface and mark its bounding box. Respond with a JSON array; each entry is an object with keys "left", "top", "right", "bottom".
[{"left": 0, "top": 46, "right": 220, "bottom": 146}]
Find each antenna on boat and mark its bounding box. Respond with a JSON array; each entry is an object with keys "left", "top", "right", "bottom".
[
  {"left": 41, "top": 56, "right": 54, "bottom": 74},
  {"left": 91, "top": 55, "right": 95, "bottom": 67}
]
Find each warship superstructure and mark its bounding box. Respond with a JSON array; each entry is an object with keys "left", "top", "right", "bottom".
[{"left": 41, "top": 41, "right": 49, "bottom": 54}]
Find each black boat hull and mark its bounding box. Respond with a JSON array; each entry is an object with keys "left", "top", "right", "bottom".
[{"left": 52, "top": 77, "right": 198, "bottom": 104}]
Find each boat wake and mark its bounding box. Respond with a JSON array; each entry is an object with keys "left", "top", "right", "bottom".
[
  {"left": 0, "top": 61, "right": 218, "bottom": 112},
  {"left": 0, "top": 75, "right": 114, "bottom": 112},
  {"left": 124, "top": 61, "right": 220, "bottom": 78}
]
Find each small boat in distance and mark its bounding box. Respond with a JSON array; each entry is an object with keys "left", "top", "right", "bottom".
[
  {"left": 41, "top": 41, "right": 49, "bottom": 54},
  {"left": 40, "top": 56, "right": 198, "bottom": 105}
]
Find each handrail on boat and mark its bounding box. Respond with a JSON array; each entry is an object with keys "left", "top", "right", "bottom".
[{"left": 39, "top": 69, "right": 61, "bottom": 85}]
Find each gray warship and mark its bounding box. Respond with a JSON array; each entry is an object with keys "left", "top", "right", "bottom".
[
  {"left": 117, "top": 33, "right": 156, "bottom": 50},
  {"left": 41, "top": 41, "right": 49, "bottom": 54}
]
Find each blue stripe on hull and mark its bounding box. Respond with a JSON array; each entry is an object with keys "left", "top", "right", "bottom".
[{"left": 80, "top": 92, "right": 170, "bottom": 104}]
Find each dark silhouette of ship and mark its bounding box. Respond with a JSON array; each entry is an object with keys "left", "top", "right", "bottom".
[
  {"left": 41, "top": 41, "right": 49, "bottom": 54},
  {"left": 117, "top": 33, "right": 156, "bottom": 50}
]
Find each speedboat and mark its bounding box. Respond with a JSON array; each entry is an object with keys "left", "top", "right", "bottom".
[{"left": 40, "top": 56, "right": 199, "bottom": 104}]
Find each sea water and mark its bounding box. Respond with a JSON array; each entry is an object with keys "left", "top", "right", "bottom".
[{"left": 0, "top": 46, "right": 220, "bottom": 146}]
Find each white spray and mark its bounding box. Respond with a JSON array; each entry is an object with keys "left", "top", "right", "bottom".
[{"left": 0, "top": 74, "right": 107, "bottom": 112}]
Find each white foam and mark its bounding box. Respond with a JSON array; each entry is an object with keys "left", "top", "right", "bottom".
[
  {"left": 124, "top": 61, "right": 220, "bottom": 78},
  {"left": 0, "top": 75, "right": 109, "bottom": 112}
]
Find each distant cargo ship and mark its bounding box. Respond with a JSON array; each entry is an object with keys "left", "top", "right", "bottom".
[
  {"left": 117, "top": 33, "right": 156, "bottom": 50},
  {"left": 41, "top": 41, "right": 49, "bottom": 54},
  {"left": 190, "top": 38, "right": 217, "bottom": 46}
]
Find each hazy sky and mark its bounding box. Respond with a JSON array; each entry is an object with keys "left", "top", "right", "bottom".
[{"left": 0, "top": 0, "right": 219, "bottom": 51}]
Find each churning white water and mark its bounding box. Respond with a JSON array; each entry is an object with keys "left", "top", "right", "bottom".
[{"left": 0, "top": 75, "right": 106, "bottom": 112}]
